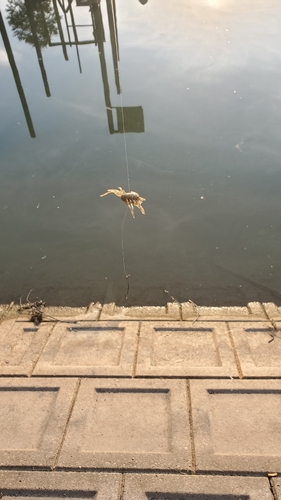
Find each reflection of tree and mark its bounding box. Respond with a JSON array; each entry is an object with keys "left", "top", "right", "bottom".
[{"left": 6, "top": 0, "right": 58, "bottom": 48}]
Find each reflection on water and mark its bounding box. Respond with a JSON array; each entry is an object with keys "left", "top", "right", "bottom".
[
  {"left": 1, "top": 0, "right": 281, "bottom": 306},
  {"left": 1, "top": 0, "right": 144, "bottom": 136},
  {"left": 0, "top": 9, "right": 35, "bottom": 136}
]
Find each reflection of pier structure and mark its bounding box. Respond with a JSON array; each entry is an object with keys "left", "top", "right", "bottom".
[
  {"left": 90, "top": 0, "right": 144, "bottom": 133},
  {"left": 1, "top": 0, "right": 144, "bottom": 137},
  {"left": 53, "top": 0, "right": 144, "bottom": 134}
]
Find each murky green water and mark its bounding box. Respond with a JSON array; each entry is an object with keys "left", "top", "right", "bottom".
[{"left": 1, "top": 0, "right": 281, "bottom": 306}]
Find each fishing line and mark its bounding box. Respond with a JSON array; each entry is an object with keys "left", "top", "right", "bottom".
[
  {"left": 108, "top": 0, "right": 132, "bottom": 296},
  {"left": 105, "top": 0, "right": 145, "bottom": 298},
  {"left": 109, "top": 0, "right": 131, "bottom": 192},
  {"left": 121, "top": 208, "right": 130, "bottom": 299},
  {"left": 120, "top": 91, "right": 131, "bottom": 193},
  {"left": 119, "top": 92, "right": 132, "bottom": 298}
]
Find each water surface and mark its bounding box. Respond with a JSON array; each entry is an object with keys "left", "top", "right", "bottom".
[{"left": 1, "top": 0, "right": 281, "bottom": 306}]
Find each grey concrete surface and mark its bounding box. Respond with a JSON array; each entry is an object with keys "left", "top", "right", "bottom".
[
  {"left": 263, "top": 303, "right": 281, "bottom": 321},
  {"left": 136, "top": 321, "right": 238, "bottom": 377},
  {"left": 0, "top": 471, "right": 121, "bottom": 499},
  {"left": 100, "top": 302, "right": 181, "bottom": 320},
  {"left": 0, "top": 377, "right": 78, "bottom": 468},
  {"left": 272, "top": 476, "right": 281, "bottom": 499},
  {"left": 190, "top": 379, "right": 281, "bottom": 472},
  {"left": 228, "top": 321, "right": 281, "bottom": 377},
  {"left": 182, "top": 302, "right": 267, "bottom": 320},
  {"left": 33, "top": 321, "right": 138, "bottom": 377},
  {"left": 123, "top": 474, "right": 273, "bottom": 500},
  {"left": 0, "top": 320, "right": 53, "bottom": 376},
  {"left": 57, "top": 378, "right": 191, "bottom": 470},
  {"left": 0, "top": 302, "right": 280, "bottom": 495}
]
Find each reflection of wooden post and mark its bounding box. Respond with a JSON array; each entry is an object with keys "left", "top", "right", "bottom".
[
  {"left": 52, "top": 0, "right": 68, "bottom": 60},
  {"left": 0, "top": 11, "right": 36, "bottom": 138},
  {"left": 92, "top": 4, "right": 114, "bottom": 133},
  {"left": 68, "top": 0, "right": 82, "bottom": 73},
  {"left": 25, "top": 0, "right": 51, "bottom": 97},
  {"left": 106, "top": 0, "right": 120, "bottom": 94},
  {"left": 61, "top": 0, "right": 72, "bottom": 44}
]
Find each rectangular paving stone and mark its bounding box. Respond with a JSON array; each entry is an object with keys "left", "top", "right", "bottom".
[
  {"left": 0, "top": 471, "right": 121, "bottom": 500},
  {"left": 136, "top": 321, "right": 238, "bottom": 377},
  {"left": 182, "top": 303, "right": 267, "bottom": 321},
  {"left": 123, "top": 473, "right": 272, "bottom": 500},
  {"left": 228, "top": 321, "right": 281, "bottom": 377},
  {"left": 0, "top": 377, "right": 77, "bottom": 467},
  {"left": 58, "top": 378, "right": 191, "bottom": 470},
  {"left": 190, "top": 379, "right": 281, "bottom": 472},
  {"left": 263, "top": 302, "right": 281, "bottom": 320},
  {"left": 33, "top": 321, "right": 138, "bottom": 377},
  {"left": 0, "top": 304, "right": 20, "bottom": 322},
  {"left": 100, "top": 302, "right": 180, "bottom": 320},
  {"left": 182, "top": 304, "right": 251, "bottom": 321},
  {"left": 45, "top": 304, "right": 100, "bottom": 321},
  {"left": 0, "top": 320, "right": 53, "bottom": 376}
]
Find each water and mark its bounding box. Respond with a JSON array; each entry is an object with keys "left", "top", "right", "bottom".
[{"left": 1, "top": 0, "right": 281, "bottom": 307}]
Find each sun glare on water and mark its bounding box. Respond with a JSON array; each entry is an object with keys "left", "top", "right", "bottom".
[{"left": 208, "top": 0, "right": 219, "bottom": 7}]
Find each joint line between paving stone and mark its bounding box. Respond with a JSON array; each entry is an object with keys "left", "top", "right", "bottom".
[
  {"left": 262, "top": 303, "right": 272, "bottom": 323},
  {"left": 51, "top": 378, "right": 81, "bottom": 470},
  {"left": 96, "top": 305, "right": 103, "bottom": 321},
  {"left": 246, "top": 303, "right": 252, "bottom": 315},
  {"left": 30, "top": 321, "right": 57, "bottom": 377},
  {"left": 118, "top": 474, "right": 125, "bottom": 500},
  {"left": 186, "top": 379, "right": 196, "bottom": 474},
  {"left": 226, "top": 322, "right": 243, "bottom": 379},
  {"left": 262, "top": 303, "right": 281, "bottom": 338},
  {"left": 179, "top": 302, "right": 183, "bottom": 321},
  {"left": 269, "top": 477, "right": 278, "bottom": 500},
  {"left": 132, "top": 321, "right": 141, "bottom": 378},
  {"left": 0, "top": 302, "right": 15, "bottom": 324}
]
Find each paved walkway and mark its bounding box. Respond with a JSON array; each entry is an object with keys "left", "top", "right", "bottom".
[{"left": 0, "top": 301, "right": 281, "bottom": 499}]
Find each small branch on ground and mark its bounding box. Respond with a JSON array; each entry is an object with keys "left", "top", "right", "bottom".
[{"left": 19, "top": 289, "right": 46, "bottom": 325}]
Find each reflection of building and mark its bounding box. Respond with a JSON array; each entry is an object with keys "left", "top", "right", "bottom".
[{"left": 1, "top": 0, "right": 144, "bottom": 137}]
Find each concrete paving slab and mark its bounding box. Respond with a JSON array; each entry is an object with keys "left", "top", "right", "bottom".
[
  {"left": 123, "top": 473, "right": 273, "bottom": 500},
  {"left": 0, "top": 377, "right": 78, "bottom": 467},
  {"left": 136, "top": 322, "right": 238, "bottom": 377},
  {"left": 33, "top": 321, "right": 138, "bottom": 377},
  {"left": 100, "top": 303, "right": 180, "bottom": 320},
  {"left": 44, "top": 304, "right": 101, "bottom": 321},
  {"left": 247, "top": 301, "right": 268, "bottom": 317},
  {"left": 228, "top": 321, "right": 281, "bottom": 377},
  {"left": 58, "top": 378, "right": 191, "bottom": 470},
  {"left": 181, "top": 303, "right": 266, "bottom": 321},
  {"left": 272, "top": 477, "right": 281, "bottom": 499},
  {"left": 0, "top": 471, "right": 121, "bottom": 500},
  {"left": 0, "top": 320, "right": 53, "bottom": 376},
  {"left": 190, "top": 379, "right": 281, "bottom": 472},
  {"left": 263, "top": 302, "right": 281, "bottom": 320},
  {"left": 0, "top": 304, "right": 8, "bottom": 322},
  {"left": 0, "top": 304, "right": 20, "bottom": 322}
]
